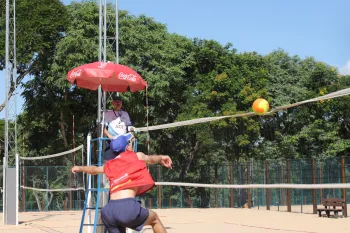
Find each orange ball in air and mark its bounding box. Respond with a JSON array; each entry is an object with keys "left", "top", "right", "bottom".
[{"left": 252, "top": 98, "right": 269, "bottom": 115}]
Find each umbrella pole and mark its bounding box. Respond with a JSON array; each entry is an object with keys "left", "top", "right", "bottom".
[
  {"left": 116, "top": 0, "right": 119, "bottom": 98},
  {"left": 97, "top": 86, "right": 102, "bottom": 137},
  {"left": 116, "top": 0, "right": 119, "bottom": 64}
]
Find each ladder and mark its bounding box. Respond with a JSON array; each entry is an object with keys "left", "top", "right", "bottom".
[{"left": 79, "top": 136, "right": 140, "bottom": 233}]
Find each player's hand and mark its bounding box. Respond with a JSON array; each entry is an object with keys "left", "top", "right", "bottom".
[
  {"left": 71, "top": 166, "right": 81, "bottom": 173},
  {"left": 160, "top": 156, "right": 172, "bottom": 169}
]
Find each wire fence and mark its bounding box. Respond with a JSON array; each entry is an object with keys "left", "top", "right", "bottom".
[
  {"left": 0, "top": 156, "right": 349, "bottom": 213},
  {"left": 143, "top": 156, "right": 350, "bottom": 214}
]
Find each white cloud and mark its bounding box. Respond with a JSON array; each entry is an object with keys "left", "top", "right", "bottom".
[{"left": 339, "top": 60, "right": 350, "bottom": 75}]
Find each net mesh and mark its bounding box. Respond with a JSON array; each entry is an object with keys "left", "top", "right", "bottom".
[
  {"left": 134, "top": 88, "right": 350, "bottom": 132},
  {"left": 3, "top": 156, "right": 349, "bottom": 212},
  {"left": 18, "top": 145, "right": 85, "bottom": 211},
  {"left": 140, "top": 156, "right": 350, "bottom": 213},
  {"left": 129, "top": 89, "right": 350, "bottom": 213}
]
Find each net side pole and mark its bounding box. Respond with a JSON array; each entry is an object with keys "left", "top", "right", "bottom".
[
  {"left": 15, "top": 153, "right": 19, "bottom": 225},
  {"left": 2, "top": 157, "right": 6, "bottom": 224},
  {"left": 312, "top": 159, "right": 317, "bottom": 214},
  {"left": 286, "top": 160, "right": 291, "bottom": 212},
  {"left": 341, "top": 157, "right": 347, "bottom": 217},
  {"left": 265, "top": 161, "right": 270, "bottom": 210}
]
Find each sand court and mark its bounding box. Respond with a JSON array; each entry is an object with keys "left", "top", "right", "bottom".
[{"left": 1, "top": 207, "right": 349, "bottom": 233}]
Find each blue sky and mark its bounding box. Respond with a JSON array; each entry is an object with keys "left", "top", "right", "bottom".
[{"left": 1, "top": 0, "right": 350, "bottom": 117}]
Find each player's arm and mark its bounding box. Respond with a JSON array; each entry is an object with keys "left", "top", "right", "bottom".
[
  {"left": 71, "top": 165, "right": 104, "bottom": 175},
  {"left": 136, "top": 152, "right": 172, "bottom": 169}
]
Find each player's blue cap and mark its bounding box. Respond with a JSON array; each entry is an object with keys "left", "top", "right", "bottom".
[{"left": 110, "top": 133, "right": 133, "bottom": 153}]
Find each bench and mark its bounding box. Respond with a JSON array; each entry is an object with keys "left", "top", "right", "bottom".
[{"left": 317, "top": 198, "right": 347, "bottom": 218}]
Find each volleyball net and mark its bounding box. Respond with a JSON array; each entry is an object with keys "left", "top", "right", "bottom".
[
  {"left": 2, "top": 156, "right": 349, "bottom": 214},
  {"left": 140, "top": 157, "right": 350, "bottom": 213},
  {"left": 130, "top": 87, "right": 350, "bottom": 213},
  {"left": 134, "top": 88, "right": 350, "bottom": 132},
  {"left": 3, "top": 87, "right": 350, "bottom": 214},
  {"left": 17, "top": 145, "right": 85, "bottom": 211}
]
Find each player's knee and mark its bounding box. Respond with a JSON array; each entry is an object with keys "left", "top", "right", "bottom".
[
  {"left": 152, "top": 212, "right": 161, "bottom": 225},
  {"left": 146, "top": 210, "right": 161, "bottom": 226}
]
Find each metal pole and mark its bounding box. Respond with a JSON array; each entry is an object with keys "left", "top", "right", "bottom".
[
  {"left": 158, "top": 166, "right": 162, "bottom": 208},
  {"left": 15, "top": 154, "right": 19, "bottom": 225},
  {"left": 46, "top": 167, "right": 49, "bottom": 211},
  {"left": 22, "top": 160, "right": 25, "bottom": 211},
  {"left": 312, "top": 159, "right": 317, "bottom": 214},
  {"left": 229, "top": 163, "right": 233, "bottom": 208},
  {"left": 265, "top": 160, "right": 270, "bottom": 210},
  {"left": 102, "top": 0, "right": 108, "bottom": 215},
  {"left": 5, "top": 0, "right": 10, "bottom": 159},
  {"left": 247, "top": 162, "right": 251, "bottom": 208},
  {"left": 2, "top": 158, "right": 6, "bottom": 224},
  {"left": 102, "top": 0, "right": 108, "bottom": 115},
  {"left": 103, "top": 0, "right": 107, "bottom": 63},
  {"left": 87, "top": 133, "right": 91, "bottom": 167},
  {"left": 286, "top": 160, "right": 291, "bottom": 212},
  {"left": 97, "top": 0, "right": 103, "bottom": 129},
  {"left": 96, "top": 1, "right": 110, "bottom": 232},
  {"left": 4, "top": 0, "right": 18, "bottom": 223},
  {"left": 69, "top": 170, "right": 72, "bottom": 210},
  {"left": 300, "top": 160, "right": 303, "bottom": 213},
  {"left": 4, "top": 0, "right": 10, "bottom": 224},
  {"left": 341, "top": 157, "right": 347, "bottom": 216},
  {"left": 13, "top": 0, "right": 17, "bottom": 156},
  {"left": 99, "top": 0, "right": 102, "bottom": 62},
  {"left": 180, "top": 187, "right": 183, "bottom": 208},
  {"left": 116, "top": 0, "right": 119, "bottom": 64},
  {"left": 86, "top": 133, "right": 92, "bottom": 233},
  {"left": 71, "top": 114, "right": 75, "bottom": 210}
]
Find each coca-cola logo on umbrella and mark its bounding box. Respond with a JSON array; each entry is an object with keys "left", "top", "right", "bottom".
[
  {"left": 70, "top": 69, "right": 82, "bottom": 79},
  {"left": 98, "top": 62, "right": 108, "bottom": 69},
  {"left": 118, "top": 72, "right": 137, "bottom": 82}
]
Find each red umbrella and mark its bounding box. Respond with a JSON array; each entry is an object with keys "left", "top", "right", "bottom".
[{"left": 66, "top": 61, "right": 147, "bottom": 92}]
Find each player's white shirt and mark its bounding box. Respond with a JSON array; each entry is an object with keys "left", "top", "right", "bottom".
[{"left": 104, "top": 110, "right": 132, "bottom": 137}]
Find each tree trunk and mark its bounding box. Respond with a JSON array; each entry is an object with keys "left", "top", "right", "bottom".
[
  {"left": 214, "top": 164, "right": 218, "bottom": 207},
  {"left": 33, "top": 191, "right": 42, "bottom": 212},
  {"left": 178, "top": 140, "right": 199, "bottom": 207},
  {"left": 59, "top": 108, "right": 69, "bottom": 148},
  {"left": 32, "top": 179, "right": 54, "bottom": 211},
  {"left": 199, "top": 166, "right": 210, "bottom": 208},
  {"left": 179, "top": 140, "right": 199, "bottom": 181},
  {"left": 44, "top": 192, "right": 54, "bottom": 210},
  {"left": 0, "top": 68, "right": 32, "bottom": 112},
  {"left": 32, "top": 180, "right": 42, "bottom": 212}
]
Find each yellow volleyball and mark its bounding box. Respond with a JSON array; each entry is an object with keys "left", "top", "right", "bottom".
[{"left": 252, "top": 98, "right": 269, "bottom": 115}]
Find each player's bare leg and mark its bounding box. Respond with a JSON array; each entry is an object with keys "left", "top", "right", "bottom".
[{"left": 144, "top": 209, "right": 167, "bottom": 233}]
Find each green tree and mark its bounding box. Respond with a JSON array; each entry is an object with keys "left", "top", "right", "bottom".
[
  {"left": 7, "top": 0, "right": 350, "bottom": 210},
  {"left": 0, "top": 0, "right": 68, "bottom": 112},
  {"left": 19, "top": 1, "right": 197, "bottom": 159},
  {"left": 257, "top": 50, "right": 350, "bottom": 159}
]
